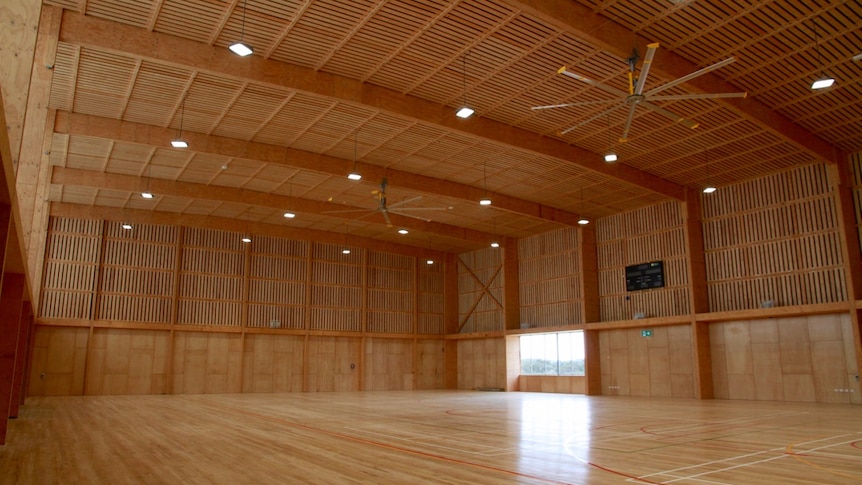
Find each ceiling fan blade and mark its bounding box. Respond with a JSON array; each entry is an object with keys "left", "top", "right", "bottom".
[
  {"left": 532, "top": 99, "right": 621, "bottom": 110},
  {"left": 640, "top": 102, "right": 699, "bottom": 130},
  {"left": 633, "top": 42, "right": 659, "bottom": 95},
  {"left": 390, "top": 212, "right": 433, "bottom": 223},
  {"left": 560, "top": 104, "right": 624, "bottom": 136},
  {"left": 558, "top": 67, "right": 629, "bottom": 98},
  {"left": 619, "top": 104, "right": 638, "bottom": 142},
  {"left": 387, "top": 195, "right": 423, "bottom": 209},
  {"left": 390, "top": 207, "right": 450, "bottom": 212},
  {"left": 647, "top": 92, "right": 748, "bottom": 102},
  {"left": 322, "top": 208, "right": 375, "bottom": 215},
  {"left": 382, "top": 210, "right": 392, "bottom": 227},
  {"left": 645, "top": 57, "right": 736, "bottom": 96}
]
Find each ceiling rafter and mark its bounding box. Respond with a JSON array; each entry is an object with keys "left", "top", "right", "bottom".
[
  {"left": 502, "top": 0, "right": 842, "bottom": 165},
  {"left": 51, "top": 166, "right": 498, "bottom": 246},
  {"left": 53, "top": 111, "right": 587, "bottom": 226},
  {"left": 58, "top": 11, "right": 685, "bottom": 201}
]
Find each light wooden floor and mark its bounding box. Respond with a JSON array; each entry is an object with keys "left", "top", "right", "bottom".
[{"left": 2, "top": 391, "right": 861, "bottom": 484}]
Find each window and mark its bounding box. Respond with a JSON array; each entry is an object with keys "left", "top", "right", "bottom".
[{"left": 520, "top": 331, "right": 585, "bottom": 376}]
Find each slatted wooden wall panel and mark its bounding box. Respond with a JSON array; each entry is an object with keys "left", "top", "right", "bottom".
[
  {"left": 366, "top": 251, "right": 414, "bottom": 334},
  {"left": 98, "top": 223, "right": 176, "bottom": 323},
  {"left": 247, "top": 236, "right": 308, "bottom": 329},
  {"left": 241, "top": 334, "right": 304, "bottom": 393},
  {"left": 40, "top": 217, "right": 102, "bottom": 319},
  {"left": 458, "top": 248, "right": 503, "bottom": 333},
  {"left": 364, "top": 338, "right": 414, "bottom": 390},
  {"left": 310, "top": 243, "right": 363, "bottom": 332},
  {"left": 178, "top": 228, "right": 244, "bottom": 326},
  {"left": 518, "top": 227, "right": 582, "bottom": 327},
  {"left": 418, "top": 262, "right": 444, "bottom": 335},
  {"left": 598, "top": 325, "right": 695, "bottom": 398},
  {"left": 85, "top": 328, "right": 170, "bottom": 395},
  {"left": 710, "top": 314, "right": 857, "bottom": 403},
  {"left": 702, "top": 164, "right": 846, "bottom": 311},
  {"left": 596, "top": 201, "right": 690, "bottom": 321}
]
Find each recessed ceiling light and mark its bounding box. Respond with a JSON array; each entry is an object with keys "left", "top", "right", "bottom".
[
  {"left": 426, "top": 259, "right": 434, "bottom": 265},
  {"left": 342, "top": 248, "right": 351, "bottom": 255},
  {"left": 121, "top": 223, "right": 133, "bottom": 230},
  {"left": 703, "top": 186, "right": 717, "bottom": 194},
  {"left": 490, "top": 241, "right": 500, "bottom": 248},
  {"left": 241, "top": 236, "right": 252, "bottom": 243},
  {"left": 577, "top": 218, "right": 589, "bottom": 225},
  {"left": 604, "top": 152, "right": 618, "bottom": 163}
]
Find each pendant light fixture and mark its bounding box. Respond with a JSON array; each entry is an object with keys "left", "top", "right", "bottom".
[
  {"left": 603, "top": 112, "right": 617, "bottom": 163},
  {"left": 141, "top": 164, "right": 154, "bottom": 199},
  {"left": 479, "top": 161, "right": 491, "bottom": 206},
  {"left": 702, "top": 149, "right": 716, "bottom": 194},
  {"left": 577, "top": 188, "right": 589, "bottom": 225},
  {"left": 229, "top": 0, "right": 254, "bottom": 57},
  {"left": 490, "top": 217, "right": 500, "bottom": 248},
  {"left": 456, "top": 52, "right": 474, "bottom": 118},
  {"left": 810, "top": 19, "right": 834, "bottom": 90},
  {"left": 171, "top": 95, "right": 189, "bottom": 148},
  {"left": 240, "top": 207, "right": 252, "bottom": 243},
  {"left": 347, "top": 130, "right": 362, "bottom": 180},
  {"left": 121, "top": 222, "right": 133, "bottom": 231},
  {"left": 342, "top": 223, "right": 351, "bottom": 255},
  {"left": 283, "top": 176, "right": 296, "bottom": 219}
]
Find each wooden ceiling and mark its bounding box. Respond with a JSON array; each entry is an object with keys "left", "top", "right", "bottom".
[{"left": 41, "top": 0, "right": 861, "bottom": 253}]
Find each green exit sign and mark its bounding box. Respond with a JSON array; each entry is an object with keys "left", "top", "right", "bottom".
[{"left": 641, "top": 329, "right": 653, "bottom": 337}]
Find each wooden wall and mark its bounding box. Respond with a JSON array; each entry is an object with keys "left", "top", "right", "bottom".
[
  {"left": 596, "top": 201, "right": 690, "bottom": 321},
  {"left": 518, "top": 227, "right": 582, "bottom": 328},
  {"left": 710, "top": 314, "right": 859, "bottom": 404},
  {"left": 32, "top": 217, "right": 447, "bottom": 395},
  {"left": 702, "top": 164, "right": 846, "bottom": 311},
  {"left": 598, "top": 325, "right": 695, "bottom": 398},
  {"left": 457, "top": 337, "right": 506, "bottom": 390},
  {"left": 457, "top": 248, "right": 503, "bottom": 333}
]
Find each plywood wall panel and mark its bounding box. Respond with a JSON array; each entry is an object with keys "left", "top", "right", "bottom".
[
  {"left": 171, "top": 332, "right": 242, "bottom": 394},
  {"left": 364, "top": 338, "right": 413, "bottom": 391},
  {"left": 86, "top": 328, "right": 169, "bottom": 395},
  {"left": 710, "top": 314, "right": 857, "bottom": 403},
  {"left": 241, "top": 334, "right": 305, "bottom": 393},
  {"left": 456, "top": 338, "right": 505, "bottom": 390},
  {"left": 28, "top": 326, "right": 88, "bottom": 396},
  {"left": 306, "top": 336, "right": 360, "bottom": 392},
  {"left": 415, "top": 339, "right": 445, "bottom": 389}
]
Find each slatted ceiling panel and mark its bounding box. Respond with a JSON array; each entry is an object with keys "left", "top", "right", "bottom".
[
  {"left": 103, "top": 142, "right": 153, "bottom": 175},
  {"left": 49, "top": 43, "right": 80, "bottom": 112},
  {"left": 123, "top": 62, "right": 190, "bottom": 126},
  {"left": 180, "top": 73, "right": 244, "bottom": 133},
  {"left": 153, "top": 0, "right": 230, "bottom": 43},
  {"left": 73, "top": 48, "right": 139, "bottom": 119},
  {"left": 210, "top": 84, "right": 285, "bottom": 140}
]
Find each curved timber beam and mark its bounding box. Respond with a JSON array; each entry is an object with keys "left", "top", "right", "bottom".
[{"left": 57, "top": 11, "right": 686, "bottom": 201}]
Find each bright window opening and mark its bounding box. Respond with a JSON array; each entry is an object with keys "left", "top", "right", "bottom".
[{"left": 520, "top": 331, "right": 585, "bottom": 376}]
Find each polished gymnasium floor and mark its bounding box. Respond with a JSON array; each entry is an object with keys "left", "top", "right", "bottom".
[{"left": 1, "top": 391, "right": 860, "bottom": 484}]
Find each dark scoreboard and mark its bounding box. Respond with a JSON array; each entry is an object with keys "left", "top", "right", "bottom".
[{"left": 625, "top": 261, "right": 665, "bottom": 292}]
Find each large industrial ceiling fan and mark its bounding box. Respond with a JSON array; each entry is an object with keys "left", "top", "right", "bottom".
[
  {"left": 325, "top": 178, "right": 451, "bottom": 227},
  {"left": 533, "top": 43, "right": 747, "bottom": 141}
]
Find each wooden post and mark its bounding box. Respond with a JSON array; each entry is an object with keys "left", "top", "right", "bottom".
[
  {"left": 0, "top": 273, "right": 25, "bottom": 444},
  {"left": 444, "top": 253, "right": 458, "bottom": 388},
  {"left": 9, "top": 302, "right": 32, "bottom": 417},
  {"left": 579, "top": 225, "right": 602, "bottom": 395},
  {"left": 683, "top": 190, "right": 713, "bottom": 399},
  {"left": 502, "top": 237, "right": 520, "bottom": 331}
]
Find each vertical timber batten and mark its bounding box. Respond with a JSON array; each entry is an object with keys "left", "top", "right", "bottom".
[{"left": 579, "top": 225, "right": 601, "bottom": 395}]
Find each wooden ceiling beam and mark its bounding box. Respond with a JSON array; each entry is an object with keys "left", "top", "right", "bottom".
[
  {"left": 49, "top": 203, "right": 449, "bottom": 260},
  {"left": 57, "top": 11, "right": 685, "bottom": 201},
  {"left": 54, "top": 111, "right": 585, "bottom": 226},
  {"left": 50, "top": 166, "right": 498, "bottom": 246},
  {"left": 504, "top": 0, "right": 840, "bottom": 165}
]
